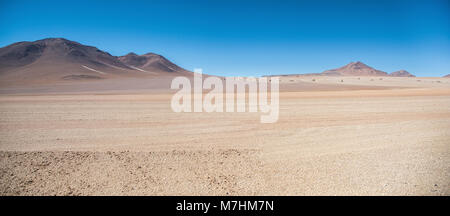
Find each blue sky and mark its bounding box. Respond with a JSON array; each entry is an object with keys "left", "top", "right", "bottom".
[{"left": 0, "top": 0, "right": 449, "bottom": 76}]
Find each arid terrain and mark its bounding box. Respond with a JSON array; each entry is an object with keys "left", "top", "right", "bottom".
[
  {"left": 0, "top": 38, "right": 449, "bottom": 195},
  {"left": 0, "top": 75, "right": 449, "bottom": 195}
]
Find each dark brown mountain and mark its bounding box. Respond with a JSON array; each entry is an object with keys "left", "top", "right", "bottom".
[
  {"left": 389, "top": 70, "right": 415, "bottom": 77},
  {"left": 0, "top": 38, "right": 190, "bottom": 84},
  {"left": 118, "top": 52, "right": 188, "bottom": 73},
  {"left": 322, "top": 61, "right": 388, "bottom": 76}
]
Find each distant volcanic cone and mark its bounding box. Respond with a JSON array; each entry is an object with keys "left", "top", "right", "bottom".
[
  {"left": 322, "top": 61, "right": 388, "bottom": 76},
  {"left": 389, "top": 70, "right": 415, "bottom": 77}
]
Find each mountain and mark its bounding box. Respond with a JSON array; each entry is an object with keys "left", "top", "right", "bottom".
[
  {"left": 444, "top": 74, "right": 450, "bottom": 78},
  {"left": 389, "top": 70, "right": 415, "bottom": 77},
  {"left": 0, "top": 38, "right": 190, "bottom": 84},
  {"left": 322, "top": 61, "right": 388, "bottom": 76},
  {"left": 118, "top": 52, "right": 188, "bottom": 74}
]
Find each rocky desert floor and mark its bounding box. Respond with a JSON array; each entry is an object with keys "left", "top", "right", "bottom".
[{"left": 0, "top": 76, "right": 449, "bottom": 195}]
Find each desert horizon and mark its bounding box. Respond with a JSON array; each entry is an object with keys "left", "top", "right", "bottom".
[
  {"left": 1, "top": 0, "right": 449, "bottom": 202},
  {"left": 0, "top": 38, "right": 449, "bottom": 195}
]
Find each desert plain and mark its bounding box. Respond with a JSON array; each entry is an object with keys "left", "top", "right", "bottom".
[{"left": 0, "top": 75, "right": 449, "bottom": 195}]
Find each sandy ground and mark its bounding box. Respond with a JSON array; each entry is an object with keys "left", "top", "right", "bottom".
[{"left": 0, "top": 76, "right": 449, "bottom": 195}]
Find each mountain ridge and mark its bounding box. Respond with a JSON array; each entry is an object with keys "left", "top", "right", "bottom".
[
  {"left": 264, "top": 62, "right": 417, "bottom": 77},
  {"left": 389, "top": 70, "right": 415, "bottom": 77},
  {"left": 322, "top": 61, "right": 388, "bottom": 76},
  {"left": 0, "top": 38, "right": 190, "bottom": 84}
]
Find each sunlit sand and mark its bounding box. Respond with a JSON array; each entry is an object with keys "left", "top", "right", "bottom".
[{"left": 1, "top": 76, "right": 449, "bottom": 195}]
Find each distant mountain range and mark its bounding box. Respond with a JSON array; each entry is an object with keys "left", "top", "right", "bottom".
[
  {"left": 322, "top": 61, "right": 389, "bottom": 76},
  {"left": 0, "top": 38, "right": 190, "bottom": 83},
  {"left": 323, "top": 61, "right": 416, "bottom": 77},
  {"left": 0, "top": 38, "right": 439, "bottom": 84},
  {"left": 278, "top": 61, "right": 415, "bottom": 77},
  {"left": 389, "top": 69, "right": 415, "bottom": 77},
  {"left": 264, "top": 61, "right": 417, "bottom": 77}
]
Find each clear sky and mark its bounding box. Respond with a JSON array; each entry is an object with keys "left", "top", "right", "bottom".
[{"left": 0, "top": 0, "right": 449, "bottom": 76}]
